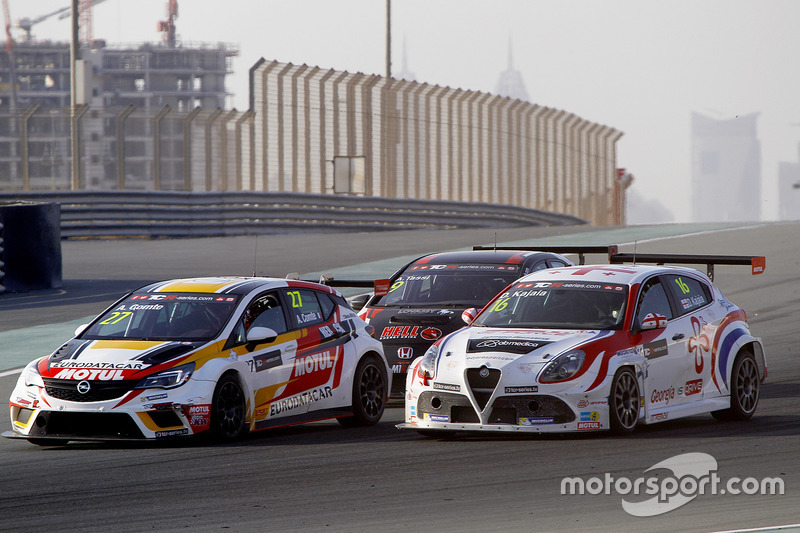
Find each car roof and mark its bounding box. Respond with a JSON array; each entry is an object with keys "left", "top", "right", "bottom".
[
  {"left": 408, "top": 249, "right": 565, "bottom": 267},
  {"left": 516, "top": 264, "right": 710, "bottom": 286},
  {"left": 134, "top": 277, "right": 339, "bottom": 297}
]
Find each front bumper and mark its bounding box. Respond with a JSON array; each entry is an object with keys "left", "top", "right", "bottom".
[
  {"left": 402, "top": 389, "right": 610, "bottom": 433},
  {"left": 7, "top": 378, "right": 216, "bottom": 442}
]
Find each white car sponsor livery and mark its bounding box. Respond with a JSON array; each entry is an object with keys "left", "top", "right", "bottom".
[
  {"left": 399, "top": 254, "right": 767, "bottom": 435},
  {"left": 6, "top": 277, "right": 390, "bottom": 445}
]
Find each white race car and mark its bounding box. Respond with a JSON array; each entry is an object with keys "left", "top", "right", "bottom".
[
  {"left": 6, "top": 277, "right": 389, "bottom": 445},
  {"left": 399, "top": 254, "right": 766, "bottom": 435}
]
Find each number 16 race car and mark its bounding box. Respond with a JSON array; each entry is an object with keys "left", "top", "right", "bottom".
[
  {"left": 399, "top": 253, "right": 766, "bottom": 435},
  {"left": 5, "top": 277, "right": 390, "bottom": 445}
]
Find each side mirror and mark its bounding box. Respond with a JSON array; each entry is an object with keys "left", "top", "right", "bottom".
[
  {"left": 462, "top": 308, "right": 478, "bottom": 325},
  {"left": 347, "top": 293, "right": 371, "bottom": 312},
  {"left": 246, "top": 326, "right": 278, "bottom": 351},
  {"left": 639, "top": 312, "right": 668, "bottom": 331},
  {"left": 74, "top": 324, "right": 90, "bottom": 337}
]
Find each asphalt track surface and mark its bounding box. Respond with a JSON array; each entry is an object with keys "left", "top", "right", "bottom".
[{"left": 0, "top": 222, "right": 798, "bottom": 532}]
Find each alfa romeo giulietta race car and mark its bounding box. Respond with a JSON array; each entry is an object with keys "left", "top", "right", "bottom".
[
  {"left": 6, "top": 277, "right": 390, "bottom": 445},
  {"left": 399, "top": 254, "right": 766, "bottom": 435}
]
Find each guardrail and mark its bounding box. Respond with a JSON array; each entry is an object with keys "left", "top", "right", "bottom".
[{"left": 0, "top": 191, "right": 585, "bottom": 239}]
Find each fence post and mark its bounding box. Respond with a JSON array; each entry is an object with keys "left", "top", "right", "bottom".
[
  {"left": 70, "top": 104, "right": 88, "bottom": 190},
  {"left": 116, "top": 104, "right": 135, "bottom": 190},
  {"left": 219, "top": 109, "right": 238, "bottom": 192},
  {"left": 183, "top": 106, "right": 202, "bottom": 191},
  {"left": 21, "top": 104, "right": 40, "bottom": 191},
  {"left": 204, "top": 108, "right": 222, "bottom": 191},
  {"left": 234, "top": 110, "right": 254, "bottom": 191},
  {"left": 153, "top": 105, "right": 171, "bottom": 191}
]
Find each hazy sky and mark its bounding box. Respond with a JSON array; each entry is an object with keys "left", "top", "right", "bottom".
[{"left": 13, "top": 0, "right": 800, "bottom": 222}]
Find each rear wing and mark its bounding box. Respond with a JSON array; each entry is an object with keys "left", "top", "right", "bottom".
[
  {"left": 607, "top": 251, "right": 766, "bottom": 281},
  {"left": 471, "top": 245, "right": 614, "bottom": 265},
  {"left": 286, "top": 273, "right": 391, "bottom": 296}
]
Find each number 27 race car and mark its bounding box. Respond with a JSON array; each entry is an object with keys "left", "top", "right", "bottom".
[
  {"left": 5, "top": 277, "right": 390, "bottom": 445},
  {"left": 399, "top": 253, "right": 767, "bottom": 435}
]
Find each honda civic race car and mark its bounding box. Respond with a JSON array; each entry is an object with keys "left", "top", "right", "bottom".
[
  {"left": 6, "top": 277, "right": 390, "bottom": 445},
  {"left": 358, "top": 248, "right": 592, "bottom": 396},
  {"left": 399, "top": 253, "right": 767, "bottom": 435}
]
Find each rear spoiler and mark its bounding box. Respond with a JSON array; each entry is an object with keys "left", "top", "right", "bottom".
[
  {"left": 471, "top": 245, "right": 614, "bottom": 265},
  {"left": 286, "top": 273, "right": 391, "bottom": 296},
  {"left": 607, "top": 251, "right": 766, "bottom": 281}
]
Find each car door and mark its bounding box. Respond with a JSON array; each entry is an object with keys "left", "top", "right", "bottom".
[
  {"left": 662, "top": 273, "right": 715, "bottom": 403},
  {"left": 225, "top": 291, "right": 298, "bottom": 425},
  {"left": 279, "top": 287, "right": 354, "bottom": 416},
  {"left": 632, "top": 276, "right": 690, "bottom": 415}
]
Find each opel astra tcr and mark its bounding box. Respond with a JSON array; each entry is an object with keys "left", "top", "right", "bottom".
[
  {"left": 6, "top": 277, "right": 390, "bottom": 445},
  {"left": 399, "top": 254, "right": 766, "bottom": 435}
]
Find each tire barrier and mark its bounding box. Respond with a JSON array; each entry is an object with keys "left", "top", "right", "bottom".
[
  {"left": 0, "top": 202, "right": 62, "bottom": 291},
  {"left": 0, "top": 191, "right": 586, "bottom": 240}
]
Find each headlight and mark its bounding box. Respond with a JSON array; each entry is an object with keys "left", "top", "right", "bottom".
[
  {"left": 539, "top": 350, "right": 585, "bottom": 383},
  {"left": 418, "top": 344, "right": 439, "bottom": 380},
  {"left": 22, "top": 359, "right": 45, "bottom": 388},
  {"left": 135, "top": 362, "right": 195, "bottom": 390}
]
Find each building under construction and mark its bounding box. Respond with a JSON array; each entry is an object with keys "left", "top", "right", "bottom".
[{"left": 0, "top": 0, "right": 238, "bottom": 189}]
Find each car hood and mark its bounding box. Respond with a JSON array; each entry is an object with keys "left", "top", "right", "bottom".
[
  {"left": 366, "top": 307, "right": 466, "bottom": 344},
  {"left": 431, "top": 327, "right": 604, "bottom": 382},
  {"left": 38, "top": 338, "right": 202, "bottom": 381}
]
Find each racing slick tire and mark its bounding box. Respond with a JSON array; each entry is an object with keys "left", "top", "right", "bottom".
[
  {"left": 712, "top": 350, "right": 760, "bottom": 421},
  {"left": 338, "top": 355, "right": 387, "bottom": 427},
  {"left": 609, "top": 367, "right": 640, "bottom": 434},
  {"left": 210, "top": 373, "right": 248, "bottom": 441}
]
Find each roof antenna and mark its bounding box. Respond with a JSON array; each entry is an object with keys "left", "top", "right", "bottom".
[
  {"left": 633, "top": 241, "right": 637, "bottom": 265},
  {"left": 252, "top": 236, "right": 258, "bottom": 277},
  {"left": 494, "top": 232, "right": 497, "bottom": 251}
]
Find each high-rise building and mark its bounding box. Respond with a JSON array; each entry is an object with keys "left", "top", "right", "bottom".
[
  {"left": 494, "top": 36, "right": 529, "bottom": 102},
  {"left": 691, "top": 112, "right": 761, "bottom": 222},
  {"left": 778, "top": 142, "right": 800, "bottom": 220},
  {"left": 1, "top": 40, "right": 237, "bottom": 111}
]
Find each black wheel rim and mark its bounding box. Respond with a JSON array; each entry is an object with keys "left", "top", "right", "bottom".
[
  {"left": 359, "top": 364, "right": 385, "bottom": 419},
  {"left": 735, "top": 358, "right": 759, "bottom": 414},
  {"left": 216, "top": 381, "right": 245, "bottom": 438},
  {"left": 614, "top": 372, "right": 639, "bottom": 430}
]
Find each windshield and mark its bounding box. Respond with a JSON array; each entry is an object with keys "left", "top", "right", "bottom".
[
  {"left": 474, "top": 281, "right": 628, "bottom": 330},
  {"left": 82, "top": 293, "right": 240, "bottom": 341},
  {"left": 374, "top": 265, "right": 521, "bottom": 307}
]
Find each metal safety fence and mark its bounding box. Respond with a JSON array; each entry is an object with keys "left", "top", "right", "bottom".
[{"left": 0, "top": 59, "right": 625, "bottom": 226}]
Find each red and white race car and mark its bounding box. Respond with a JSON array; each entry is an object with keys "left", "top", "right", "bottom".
[
  {"left": 6, "top": 277, "right": 389, "bottom": 445},
  {"left": 399, "top": 253, "right": 766, "bottom": 435}
]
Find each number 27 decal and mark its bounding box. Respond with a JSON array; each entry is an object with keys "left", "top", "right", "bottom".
[{"left": 99, "top": 311, "right": 132, "bottom": 325}]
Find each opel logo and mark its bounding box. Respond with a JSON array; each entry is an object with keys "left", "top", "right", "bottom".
[
  {"left": 77, "top": 380, "right": 91, "bottom": 394},
  {"left": 479, "top": 366, "right": 490, "bottom": 379}
]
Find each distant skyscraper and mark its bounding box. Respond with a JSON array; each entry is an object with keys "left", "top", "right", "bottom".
[
  {"left": 778, "top": 142, "right": 800, "bottom": 220},
  {"left": 395, "top": 36, "right": 416, "bottom": 82},
  {"left": 691, "top": 112, "right": 761, "bottom": 222},
  {"left": 494, "top": 36, "right": 529, "bottom": 101}
]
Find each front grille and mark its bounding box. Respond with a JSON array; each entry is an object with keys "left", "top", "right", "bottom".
[
  {"left": 44, "top": 379, "right": 138, "bottom": 402},
  {"left": 466, "top": 367, "right": 501, "bottom": 410},
  {"left": 28, "top": 411, "right": 145, "bottom": 439},
  {"left": 418, "top": 390, "right": 477, "bottom": 423}
]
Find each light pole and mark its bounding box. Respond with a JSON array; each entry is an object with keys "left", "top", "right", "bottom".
[
  {"left": 70, "top": 0, "right": 80, "bottom": 189},
  {"left": 386, "top": 0, "right": 391, "bottom": 79}
]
